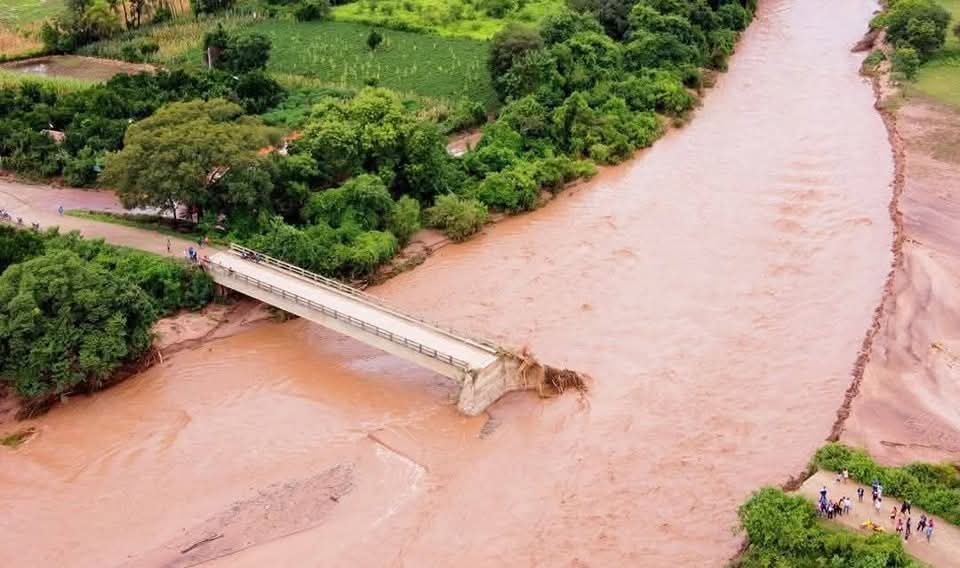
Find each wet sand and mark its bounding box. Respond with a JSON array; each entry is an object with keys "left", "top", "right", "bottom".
[
  {"left": 0, "top": 1, "right": 901, "bottom": 566},
  {"left": 841, "top": 92, "right": 960, "bottom": 463}
]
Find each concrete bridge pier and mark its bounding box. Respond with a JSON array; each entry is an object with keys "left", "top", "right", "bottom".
[{"left": 457, "top": 355, "right": 544, "bottom": 416}]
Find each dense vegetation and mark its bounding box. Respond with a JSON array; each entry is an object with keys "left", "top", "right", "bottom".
[
  {"left": 814, "top": 443, "right": 960, "bottom": 526},
  {"left": 735, "top": 487, "right": 920, "bottom": 567},
  {"left": 331, "top": 0, "right": 565, "bottom": 40},
  {"left": 0, "top": 225, "right": 213, "bottom": 401},
  {"left": 0, "top": 67, "right": 284, "bottom": 184},
  {"left": 2, "top": 0, "right": 756, "bottom": 274}
]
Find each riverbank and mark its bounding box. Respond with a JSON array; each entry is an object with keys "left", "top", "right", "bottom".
[
  {"left": 838, "top": 25, "right": 960, "bottom": 466},
  {"left": 0, "top": 297, "right": 276, "bottom": 434}
]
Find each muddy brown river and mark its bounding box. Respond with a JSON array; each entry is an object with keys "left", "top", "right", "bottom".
[{"left": 0, "top": 1, "right": 895, "bottom": 566}]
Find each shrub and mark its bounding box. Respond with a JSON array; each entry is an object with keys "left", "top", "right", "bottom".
[
  {"left": 425, "top": 193, "right": 488, "bottom": 241},
  {"left": 813, "top": 443, "right": 960, "bottom": 526},
  {"left": 388, "top": 195, "right": 421, "bottom": 245},
  {"left": 367, "top": 29, "right": 384, "bottom": 50},
  {"left": 474, "top": 167, "right": 540, "bottom": 212},
  {"left": 337, "top": 230, "right": 398, "bottom": 276},
  {"left": 295, "top": 0, "right": 332, "bottom": 21},
  {"left": 63, "top": 147, "right": 100, "bottom": 187},
  {"left": 0, "top": 250, "right": 158, "bottom": 399},
  {"left": 892, "top": 46, "right": 921, "bottom": 80}
]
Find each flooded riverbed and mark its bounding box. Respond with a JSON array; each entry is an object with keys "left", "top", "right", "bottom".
[{"left": 0, "top": 1, "right": 895, "bottom": 566}]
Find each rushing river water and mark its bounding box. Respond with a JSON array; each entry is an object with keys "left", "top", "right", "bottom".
[{"left": 0, "top": 1, "right": 895, "bottom": 566}]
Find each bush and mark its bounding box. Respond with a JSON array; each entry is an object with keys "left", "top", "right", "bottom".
[
  {"left": 425, "top": 193, "right": 488, "bottom": 241},
  {"left": 813, "top": 443, "right": 960, "bottom": 526},
  {"left": 474, "top": 167, "right": 540, "bottom": 212},
  {"left": 388, "top": 195, "right": 421, "bottom": 245},
  {"left": 295, "top": 0, "right": 332, "bottom": 21},
  {"left": 892, "top": 46, "right": 921, "bottom": 80},
  {"left": 367, "top": 29, "right": 384, "bottom": 50},
  {"left": 63, "top": 147, "right": 100, "bottom": 187},
  {"left": 0, "top": 250, "right": 158, "bottom": 399},
  {"left": 735, "top": 487, "right": 919, "bottom": 567}
]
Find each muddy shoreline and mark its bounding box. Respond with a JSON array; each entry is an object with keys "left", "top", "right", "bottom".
[
  {"left": 827, "top": 28, "right": 907, "bottom": 444},
  {"left": 0, "top": 298, "right": 275, "bottom": 432}
]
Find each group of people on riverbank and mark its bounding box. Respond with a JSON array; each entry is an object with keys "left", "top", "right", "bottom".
[{"left": 822, "top": 473, "right": 936, "bottom": 544}]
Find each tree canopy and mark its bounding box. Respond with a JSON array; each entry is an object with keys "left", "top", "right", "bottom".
[
  {"left": 0, "top": 250, "right": 157, "bottom": 399},
  {"left": 102, "top": 99, "right": 280, "bottom": 222}
]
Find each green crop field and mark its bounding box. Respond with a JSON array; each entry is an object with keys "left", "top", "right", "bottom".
[
  {"left": 0, "top": 0, "right": 63, "bottom": 25},
  {"left": 252, "top": 20, "right": 496, "bottom": 106},
  {"left": 914, "top": 0, "right": 960, "bottom": 107},
  {"left": 333, "top": 0, "right": 563, "bottom": 40}
]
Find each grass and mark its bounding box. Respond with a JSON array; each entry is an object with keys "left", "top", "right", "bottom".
[
  {"left": 0, "top": 26, "right": 43, "bottom": 60},
  {"left": 66, "top": 209, "right": 228, "bottom": 245},
  {"left": 79, "top": 13, "right": 256, "bottom": 64},
  {"left": 0, "top": 0, "right": 62, "bottom": 26},
  {"left": 913, "top": 0, "right": 960, "bottom": 107},
  {"left": 0, "top": 68, "right": 95, "bottom": 93},
  {"left": 332, "top": 0, "right": 564, "bottom": 40},
  {"left": 1, "top": 427, "right": 36, "bottom": 448}
]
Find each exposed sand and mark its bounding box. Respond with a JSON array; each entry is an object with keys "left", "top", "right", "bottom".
[
  {"left": 841, "top": 86, "right": 960, "bottom": 464},
  {"left": 797, "top": 470, "right": 959, "bottom": 567}
]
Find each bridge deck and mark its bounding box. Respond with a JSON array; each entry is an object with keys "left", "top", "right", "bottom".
[{"left": 207, "top": 251, "right": 499, "bottom": 372}]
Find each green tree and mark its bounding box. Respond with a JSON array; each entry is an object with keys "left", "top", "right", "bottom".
[
  {"left": 303, "top": 174, "right": 395, "bottom": 230},
  {"left": 425, "top": 194, "right": 489, "bottom": 241},
  {"left": 880, "top": 0, "right": 950, "bottom": 60},
  {"left": 367, "top": 29, "right": 384, "bottom": 50},
  {"left": 388, "top": 195, "right": 421, "bottom": 246},
  {"left": 101, "top": 99, "right": 277, "bottom": 223},
  {"left": 892, "top": 46, "right": 921, "bottom": 80},
  {"left": 0, "top": 250, "right": 157, "bottom": 399},
  {"left": 489, "top": 23, "right": 544, "bottom": 99}
]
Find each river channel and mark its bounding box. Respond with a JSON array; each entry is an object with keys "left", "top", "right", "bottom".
[{"left": 0, "top": 1, "right": 894, "bottom": 566}]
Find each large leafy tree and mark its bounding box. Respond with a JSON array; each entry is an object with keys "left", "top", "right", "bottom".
[
  {"left": 102, "top": 99, "right": 278, "bottom": 222},
  {"left": 0, "top": 250, "right": 157, "bottom": 399},
  {"left": 297, "top": 88, "right": 454, "bottom": 201}
]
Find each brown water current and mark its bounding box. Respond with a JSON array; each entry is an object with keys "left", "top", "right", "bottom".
[{"left": 0, "top": 1, "right": 897, "bottom": 566}]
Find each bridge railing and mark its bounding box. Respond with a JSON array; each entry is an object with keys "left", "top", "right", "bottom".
[
  {"left": 204, "top": 258, "right": 474, "bottom": 372},
  {"left": 229, "top": 243, "right": 501, "bottom": 355}
]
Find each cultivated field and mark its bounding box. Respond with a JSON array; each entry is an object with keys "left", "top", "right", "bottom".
[
  {"left": 0, "top": 0, "right": 62, "bottom": 25},
  {"left": 332, "top": 0, "right": 563, "bottom": 39},
  {"left": 253, "top": 20, "right": 495, "bottom": 106}
]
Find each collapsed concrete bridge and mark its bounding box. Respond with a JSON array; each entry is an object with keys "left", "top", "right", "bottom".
[{"left": 202, "top": 244, "right": 551, "bottom": 415}]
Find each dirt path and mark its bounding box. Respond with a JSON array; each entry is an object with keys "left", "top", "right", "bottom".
[
  {"left": 797, "top": 470, "right": 959, "bottom": 566},
  {"left": 0, "top": 177, "right": 196, "bottom": 257}
]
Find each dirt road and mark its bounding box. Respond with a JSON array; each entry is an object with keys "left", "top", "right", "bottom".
[
  {"left": 0, "top": 177, "right": 195, "bottom": 256},
  {"left": 797, "top": 470, "right": 959, "bottom": 567}
]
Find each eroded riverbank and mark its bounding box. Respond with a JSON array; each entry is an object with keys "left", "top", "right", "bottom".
[
  {"left": 0, "top": 1, "right": 900, "bottom": 566},
  {"left": 840, "top": 70, "right": 960, "bottom": 465}
]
